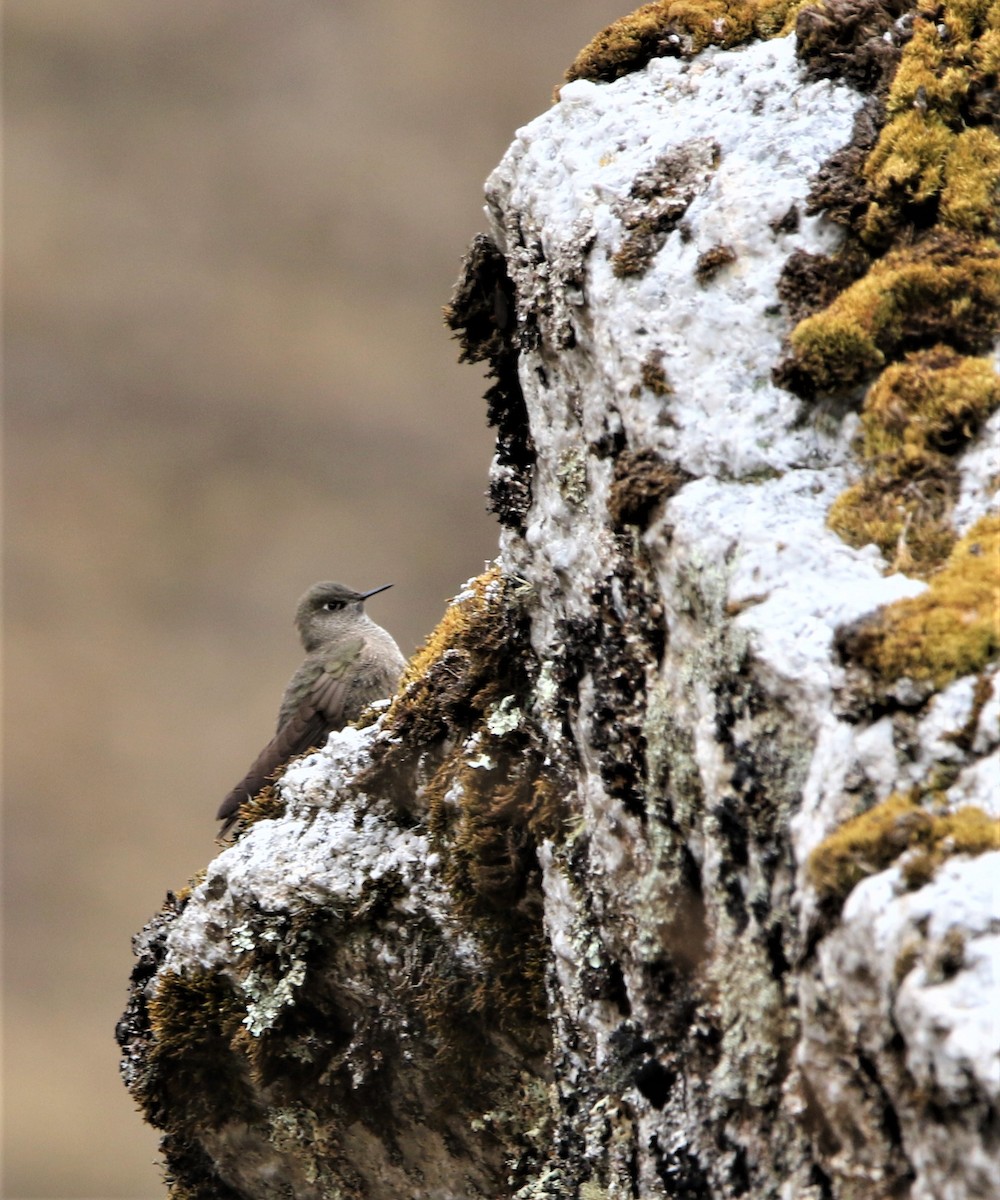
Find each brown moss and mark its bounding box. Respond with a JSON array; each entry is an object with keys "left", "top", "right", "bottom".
[
  {"left": 612, "top": 216, "right": 676, "bottom": 277},
  {"left": 564, "top": 0, "right": 804, "bottom": 84},
  {"left": 805, "top": 103, "right": 885, "bottom": 230},
  {"left": 808, "top": 789, "right": 1000, "bottom": 902},
  {"left": 795, "top": 0, "right": 913, "bottom": 90},
  {"left": 145, "top": 969, "right": 254, "bottom": 1131},
  {"left": 608, "top": 448, "right": 687, "bottom": 530},
  {"left": 639, "top": 348, "right": 674, "bottom": 396},
  {"left": 611, "top": 139, "right": 720, "bottom": 278},
  {"left": 421, "top": 738, "right": 562, "bottom": 1037},
  {"left": 389, "top": 565, "right": 512, "bottom": 734},
  {"left": 827, "top": 347, "right": 1000, "bottom": 574},
  {"left": 226, "top": 783, "right": 287, "bottom": 838},
  {"left": 775, "top": 230, "right": 1000, "bottom": 397},
  {"left": 694, "top": 243, "right": 737, "bottom": 283},
  {"left": 375, "top": 564, "right": 536, "bottom": 783},
  {"left": 366, "top": 567, "right": 560, "bottom": 1037},
  {"left": 843, "top": 514, "right": 1000, "bottom": 688},
  {"left": 777, "top": 244, "right": 873, "bottom": 323},
  {"left": 445, "top": 234, "right": 532, "bottom": 530}
]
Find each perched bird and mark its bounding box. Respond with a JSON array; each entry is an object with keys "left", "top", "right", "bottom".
[{"left": 217, "top": 581, "right": 406, "bottom": 836}]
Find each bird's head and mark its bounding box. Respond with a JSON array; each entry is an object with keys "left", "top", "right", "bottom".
[{"left": 294, "top": 581, "right": 393, "bottom": 651}]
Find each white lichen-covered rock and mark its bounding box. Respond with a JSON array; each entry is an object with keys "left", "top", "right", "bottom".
[
  {"left": 802, "top": 853, "right": 1000, "bottom": 1200},
  {"left": 119, "top": 6, "right": 1000, "bottom": 1198},
  {"left": 475, "top": 26, "right": 998, "bottom": 1199}
]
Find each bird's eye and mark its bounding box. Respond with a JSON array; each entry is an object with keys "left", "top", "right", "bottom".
[{"left": 323, "top": 600, "right": 344, "bottom": 612}]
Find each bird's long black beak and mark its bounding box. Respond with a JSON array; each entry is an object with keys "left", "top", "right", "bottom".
[{"left": 360, "top": 583, "right": 393, "bottom": 600}]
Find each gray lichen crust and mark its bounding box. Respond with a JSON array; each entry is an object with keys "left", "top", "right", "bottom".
[{"left": 120, "top": 4, "right": 1000, "bottom": 1197}]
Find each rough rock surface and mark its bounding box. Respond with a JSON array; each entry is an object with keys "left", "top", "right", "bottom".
[{"left": 119, "top": 4, "right": 1000, "bottom": 1198}]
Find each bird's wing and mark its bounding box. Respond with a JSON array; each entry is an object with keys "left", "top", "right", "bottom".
[
  {"left": 308, "top": 638, "right": 365, "bottom": 725},
  {"left": 216, "top": 639, "right": 365, "bottom": 832}
]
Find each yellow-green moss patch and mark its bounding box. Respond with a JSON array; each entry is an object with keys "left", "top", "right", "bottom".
[
  {"left": 564, "top": 0, "right": 803, "bottom": 84},
  {"left": 808, "top": 790, "right": 1000, "bottom": 902},
  {"left": 828, "top": 347, "right": 1000, "bottom": 574},
  {"left": 863, "top": 0, "right": 1000, "bottom": 242},
  {"left": 828, "top": 471, "right": 957, "bottom": 577},
  {"left": 846, "top": 514, "right": 1000, "bottom": 688},
  {"left": 940, "top": 127, "right": 1000, "bottom": 235},
  {"left": 777, "top": 231, "right": 1000, "bottom": 396},
  {"left": 860, "top": 348, "right": 1000, "bottom": 458}
]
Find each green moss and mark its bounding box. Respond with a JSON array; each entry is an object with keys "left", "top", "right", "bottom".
[
  {"left": 847, "top": 514, "right": 1000, "bottom": 688},
  {"left": 827, "top": 348, "right": 1000, "bottom": 575},
  {"left": 887, "top": 0, "right": 999, "bottom": 119},
  {"left": 901, "top": 805, "right": 1000, "bottom": 886},
  {"left": 808, "top": 790, "right": 1000, "bottom": 903},
  {"left": 564, "top": 0, "right": 803, "bottom": 84},
  {"left": 807, "top": 1, "right": 1000, "bottom": 583},
  {"left": 779, "top": 231, "right": 1000, "bottom": 397},
  {"left": 863, "top": 111, "right": 955, "bottom": 234},
  {"left": 782, "top": 311, "right": 883, "bottom": 395},
  {"left": 783, "top": 0, "right": 1000, "bottom": 411},
  {"left": 828, "top": 473, "right": 957, "bottom": 578},
  {"left": 860, "top": 348, "right": 1000, "bottom": 459}
]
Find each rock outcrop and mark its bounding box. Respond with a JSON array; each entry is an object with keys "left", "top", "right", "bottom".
[{"left": 119, "top": 3, "right": 1000, "bottom": 1197}]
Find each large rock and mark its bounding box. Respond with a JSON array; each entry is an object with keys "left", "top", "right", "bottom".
[{"left": 119, "top": 3, "right": 1000, "bottom": 1196}]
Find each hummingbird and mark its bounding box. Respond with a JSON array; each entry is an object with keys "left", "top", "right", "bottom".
[{"left": 217, "top": 581, "right": 406, "bottom": 836}]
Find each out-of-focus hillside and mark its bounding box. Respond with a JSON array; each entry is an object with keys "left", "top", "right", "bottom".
[{"left": 2, "top": 3, "right": 618, "bottom": 1195}]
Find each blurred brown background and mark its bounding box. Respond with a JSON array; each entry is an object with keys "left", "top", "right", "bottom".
[{"left": 3, "top": 2, "right": 618, "bottom": 1195}]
